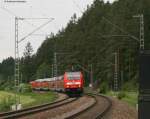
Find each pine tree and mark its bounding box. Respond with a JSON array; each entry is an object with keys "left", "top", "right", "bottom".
[{"left": 21, "top": 42, "right": 34, "bottom": 82}]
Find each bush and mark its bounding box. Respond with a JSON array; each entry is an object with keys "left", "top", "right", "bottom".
[
  {"left": 0, "top": 80, "right": 14, "bottom": 91},
  {"left": 19, "top": 83, "right": 32, "bottom": 93},
  {"left": 117, "top": 91, "right": 126, "bottom": 100},
  {"left": 0, "top": 95, "right": 15, "bottom": 111},
  {"left": 99, "top": 82, "right": 109, "bottom": 94},
  {"left": 122, "top": 80, "right": 138, "bottom": 91}
]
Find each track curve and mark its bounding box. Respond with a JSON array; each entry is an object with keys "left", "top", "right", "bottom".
[
  {"left": 0, "top": 93, "right": 112, "bottom": 119},
  {"left": 0, "top": 93, "right": 71, "bottom": 119},
  {"left": 65, "top": 93, "right": 112, "bottom": 119}
]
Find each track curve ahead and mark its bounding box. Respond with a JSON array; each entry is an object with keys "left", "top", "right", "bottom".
[{"left": 65, "top": 93, "right": 112, "bottom": 119}]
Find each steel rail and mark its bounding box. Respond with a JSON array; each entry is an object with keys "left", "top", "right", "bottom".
[
  {"left": 0, "top": 95, "right": 68, "bottom": 117},
  {"left": 0, "top": 97, "right": 78, "bottom": 119},
  {"left": 65, "top": 93, "right": 112, "bottom": 119},
  {"left": 95, "top": 94, "right": 112, "bottom": 119},
  {"left": 65, "top": 94, "right": 97, "bottom": 119},
  {"left": 0, "top": 93, "right": 112, "bottom": 119}
]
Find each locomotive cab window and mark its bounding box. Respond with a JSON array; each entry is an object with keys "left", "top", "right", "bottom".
[{"left": 66, "top": 72, "right": 81, "bottom": 80}]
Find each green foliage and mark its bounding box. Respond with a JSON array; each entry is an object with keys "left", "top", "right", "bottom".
[
  {"left": 23, "top": 42, "right": 33, "bottom": 57},
  {"left": 122, "top": 80, "right": 138, "bottom": 91},
  {"left": 117, "top": 91, "right": 126, "bottom": 100},
  {"left": 20, "top": 92, "right": 57, "bottom": 108},
  {"left": 19, "top": 83, "right": 32, "bottom": 93},
  {"left": 99, "top": 81, "right": 109, "bottom": 94},
  {"left": 0, "top": 57, "right": 14, "bottom": 81},
  {"left": 0, "top": 95, "right": 15, "bottom": 112},
  {"left": 36, "top": 62, "right": 52, "bottom": 79},
  {"left": 0, "top": 0, "right": 149, "bottom": 90},
  {"left": 0, "top": 91, "right": 57, "bottom": 112},
  {"left": 21, "top": 42, "right": 35, "bottom": 83},
  {"left": 106, "top": 91, "right": 137, "bottom": 107},
  {"left": 0, "top": 79, "right": 14, "bottom": 91},
  {"left": 32, "top": 0, "right": 144, "bottom": 90},
  {"left": 122, "top": 92, "right": 138, "bottom": 107}
]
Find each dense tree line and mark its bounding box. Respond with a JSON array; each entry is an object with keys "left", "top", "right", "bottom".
[
  {"left": 0, "top": 0, "right": 150, "bottom": 90},
  {"left": 0, "top": 57, "right": 14, "bottom": 89}
]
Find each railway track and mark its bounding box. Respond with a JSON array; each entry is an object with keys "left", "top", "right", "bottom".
[
  {"left": 0, "top": 93, "right": 112, "bottom": 119},
  {"left": 94, "top": 94, "right": 112, "bottom": 119},
  {"left": 0, "top": 95, "right": 76, "bottom": 119},
  {"left": 65, "top": 93, "right": 112, "bottom": 119}
]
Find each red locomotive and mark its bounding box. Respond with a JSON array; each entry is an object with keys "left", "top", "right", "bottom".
[
  {"left": 30, "top": 71, "right": 84, "bottom": 95},
  {"left": 64, "top": 72, "right": 84, "bottom": 94}
]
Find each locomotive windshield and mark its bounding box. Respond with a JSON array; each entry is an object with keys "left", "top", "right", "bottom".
[{"left": 66, "top": 72, "right": 81, "bottom": 80}]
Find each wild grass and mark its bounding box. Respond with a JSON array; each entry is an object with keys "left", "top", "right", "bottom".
[{"left": 0, "top": 91, "right": 57, "bottom": 112}]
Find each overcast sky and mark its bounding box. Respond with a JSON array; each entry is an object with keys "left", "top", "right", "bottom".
[{"left": 0, "top": 0, "right": 115, "bottom": 62}]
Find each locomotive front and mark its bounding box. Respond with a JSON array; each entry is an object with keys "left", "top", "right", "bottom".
[{"left": 64, "top": 72, "right": 84, "bottom": 94}]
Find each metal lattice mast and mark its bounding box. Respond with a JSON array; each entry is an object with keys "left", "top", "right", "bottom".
[
  {"left": 140, "top": 14, "right": 144, "bottom": 50},
  {"left": 90, "top": 64, "right": 93, "bottom": 88},
  {"left": 51, "top": 64, "right": 54, "bottom": 77},
  {"left": 114, "top": 52, "right": 118, "bottom": 91},
  {"left": 54, "top": 52, "right": 57, "bottom": 88},
  {"left": 133, "top": 14, "right": 144, "bottom": 50},
  {"left": 54, "top": 52, "right": 57, "bottom": 77},
  {"left": 15, "top": 17, "right": 20, "bottom": 92}
]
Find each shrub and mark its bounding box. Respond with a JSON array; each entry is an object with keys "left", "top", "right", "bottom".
[
  {"left": 0, "top": 95, "right": 15, "bottom": 111},
  {"left": 122, "top": 80, "right": 138, "bottom": 91},
  {"left": 19, "top": 83, "right": 32, "bottom": 93},
  {"left": 117, "top": 91, "right": 126, "bottom": 100},
  {"left": 99, "top": 82, "right": 109, "bottom": 94}
]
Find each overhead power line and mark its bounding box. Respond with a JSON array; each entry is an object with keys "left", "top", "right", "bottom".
[
  {"left": 18, "top": 18, "right": 54, "bottom": 43},
  {"left": 102, "top": 17, "right": 139, "bottom": 42},
  {"left": 22, "top": 18, "right": 52, "bottom": 20},
  {"left": 4, "top": 0, "right": 26, "bottom": 3},
  {"left": 0, "top": 6, "right": 18, "bottom": 16},
  {"left": 102, "top": 35, "right": 139, "bottom": 42}
]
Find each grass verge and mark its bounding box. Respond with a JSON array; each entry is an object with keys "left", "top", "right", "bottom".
[
  {"left": 106, "top": 91, "right": 138, "bottom": 108},
  {"left": 0, "top": 91, "right": 57, "bottom": 112}
]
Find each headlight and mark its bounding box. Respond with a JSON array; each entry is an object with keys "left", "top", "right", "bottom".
[
  {"left": 66, "top": 82, "right": 81, "bottom": 85},
  {"left": 66, "top": 82, "right": 72, "bottom": 85},
  {"left": 67, "top": 85, "right": 69, "bottom": 88},
  {"left": 75, "top": 82, "right": 81, "bottom": 85}
]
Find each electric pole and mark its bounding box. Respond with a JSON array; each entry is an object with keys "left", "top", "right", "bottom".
[
  {"left": 51, "top": 64, "right": 54, "bottom": 77},
  {"left": 90, "top": 64, "right": 93, "bottom": 89},
  {"left": 14, "top": 17, "right": 54, "bottom": 109},
  {"left": 140, "top": 14, "right": 144, "bottom": 50},
  {"left": 3, "top": 0, "right": 26, "bottom": 110},
  {"left": 133, "top": 14, "right": 144, "bottom": 50},
  {"left": 114, "top": 52, "right": 118, "bottom": 92},
  {"left": 14, "top": 17, "right": 19, "bottom": 93},
  {"left": 14, "top": 17, "right": 24, "bottom": 93},
  {"left": 54, "top": 52, "right": 57, "bottom": 89}
]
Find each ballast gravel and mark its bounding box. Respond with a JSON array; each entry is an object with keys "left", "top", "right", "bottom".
[{"left": 103, "top": 97, "right": 138, "bottom": 119}]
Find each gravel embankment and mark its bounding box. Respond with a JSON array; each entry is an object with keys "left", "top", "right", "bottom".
[
  {"left": 72, "top": 95, "right": 109, "bottom": 119},
  {"left": 104, "top": 97, "right": 138, "bottom": 119},
  {"left": 54, "top": 93, "right": 68, "bottom": 101}
]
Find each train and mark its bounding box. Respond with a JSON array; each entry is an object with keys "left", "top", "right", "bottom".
[{"left": 30, "top": 71, "right": 84, "bottom": 95}]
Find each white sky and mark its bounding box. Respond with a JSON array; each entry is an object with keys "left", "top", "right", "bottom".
[{"left": 0, "top": 0, "right": 115, "bottom": 62}]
